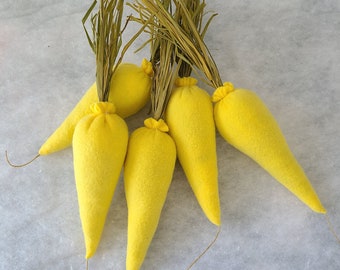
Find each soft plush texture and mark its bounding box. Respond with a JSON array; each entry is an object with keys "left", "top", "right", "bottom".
[
  {"left": 39, "top": 82, "right": 97, "bottom": 155},
  {"left": 39, "top": 59, "right": 152, "bottom": 155},
  {"left": 165, "top": 77, "right": 221, "bottom": 226},
  {"left": 110, "top": 58, "right": 153, "bottom": 118},
  {"left": 212, "top": 82, "right": 326, "bottom": 214},
  {"left": 73, "top": 102, "right": 128, "bottom": 259},
  {"left": 124, "top": 118, "right": 176, "bottom": 270}
]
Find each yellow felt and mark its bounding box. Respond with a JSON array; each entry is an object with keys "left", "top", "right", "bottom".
[
  {"left": 109, "top": 59, "right": 152, "bottom": 118},
  {"left": 143, "top": 117, "right": 169, "bottom": 132},
  {"left": 165, "top": 77, "right": 221, "bottom": 226},
  {"left": 141, "top": 58, "right": 154, "bottom": 77},
  {"left": 39, "top": 59, "right": 152, "bottom": 155},
  {"left": 124, "top": 118, "right": 176, "bottom": 270},
  {"left": 73, "top": 102, "right": 128, "bottom": 259},
  {"left": 212, "top": 82, "right": 326, "bottom": 214},
  {"left": 39, "top": 82, "right": 98, "bottom": 155}
]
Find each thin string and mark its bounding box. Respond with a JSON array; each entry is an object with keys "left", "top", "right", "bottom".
[
  {"left": 325, "top": 213, "right": 340, "bottom": 244},
  {"left": 5, "top": 150, "right": 40, "bottom": 168},
  {"left": 186, "top": 226, "right": 221, "bottom": 270}
]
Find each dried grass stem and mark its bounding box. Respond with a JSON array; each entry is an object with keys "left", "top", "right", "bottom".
[{"left": 130, "top": 0, "right": 222, "bottom": 89}]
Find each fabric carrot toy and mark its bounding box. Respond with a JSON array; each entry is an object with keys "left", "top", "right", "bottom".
[
  {"left": 212, "top": 82, "right": 326, "bottom": 213},
  {"left": 124, "top": 31, "right": 177, "bottom": 269},
  {"left": 124, "top": 118, "right": 176, "bottom": 270},
  {"left": 73, "top": 0, "right": 128, "bottom": 260},
  {"left": 132, "top": 0, "right": 221, "bottom": 226},
  {"left": 165, "top": 77, "right": 221, "bottom": 225},
  {"left": 73, "top": 102, "right": 128, "bottom": 259},
  {"left": 39, "top": 58, "right": 152, "bottom": 156}
]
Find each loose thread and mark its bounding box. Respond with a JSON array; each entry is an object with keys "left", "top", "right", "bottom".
[
  {"left": 325, "top": 213, "right": 340, "bottom": 244},
  {"left": 186, "top": 226, "right": 221, "bottom": 270},
  {"left": 5, "top": 150, "right": 40, "bottom": 168}
]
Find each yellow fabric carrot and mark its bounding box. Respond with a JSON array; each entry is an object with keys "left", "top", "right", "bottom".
[
  {"left": 72, "top": 0, "right": 130, "bottom": 259},
  {"left": 124, "top": 117, "right": 176, "bottom": 270},
  {"left": 165, "top": 77, "right": 221, "bottom": 226},
  {"left": 212, "top": 82, "right": 326, "bottom": 213},
  {"left": 73, "top": 102, "right": 128, "bottom": 259},
  {"left": 110, "top": 59, "right": 153, "bottom": 117},
  {"left": 39, "top": 59, "right": 152, "bottom": 155}
]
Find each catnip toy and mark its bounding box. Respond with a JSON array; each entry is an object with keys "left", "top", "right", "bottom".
[
  {"left": 124, "top": 117, "right": 176, "bottom": 270},
  {"left": 212, "top": 82, "right": 325, "bottom": 213},
  {"left": 165, "top": 77, "right": 221, "bottom": 225},
  {"left": 124, "top": 16, "right": 177, "bottom": 270},
  {"left": 73, "top": 102, "right": 128, "bottom": 259},
  {"left": 131, "top": 0, "right": 221, "bottom": 226},
  {"left": 73, "top": 0, "right": 128, "bottom": 260}
]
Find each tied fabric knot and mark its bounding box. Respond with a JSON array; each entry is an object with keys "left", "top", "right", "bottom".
[
  {"left": 212, "top": 82, "right": 234, "bottom": 103},
  {"left": 141, "top": 58, "right": 154, "bottom": 77},
  {"left": 144, "top": 117, "right": 169, "bottom": 132},
  {"left": 90, "top": 102, "right": 116, "bottom": 115},
  {"left": 175, "top": 77, "right": 198, "bottom": 87}
]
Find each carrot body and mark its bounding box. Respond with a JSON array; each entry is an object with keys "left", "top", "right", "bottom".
[
  {"left": 124, "top": 118, "right": 176, "bottom": 270},
  {"left": 110, "top": 59, "right": 153, "bottom": 117},
  {"left": 39, "top": 83, "right": 97, "bottom": 155},
  {"left": 165, "top": 77, "right": 221, "bottom": 226},
  {"left": 73, "top": 102, "right": 128, "bottom": 259},
  {"left": 39, "top": 59, "right": 152, "bottom": 155},
  {"left": 212, "top": 82, "right": 326, "bottom": 213}
]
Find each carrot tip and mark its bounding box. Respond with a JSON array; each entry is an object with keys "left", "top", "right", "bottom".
[{"left": 5, "top": 150, "right": 40, "bottom": 168}]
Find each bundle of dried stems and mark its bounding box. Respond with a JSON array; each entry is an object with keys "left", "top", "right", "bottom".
[{"left": 129, "top": 0, "right": 222, "bottom": 89}]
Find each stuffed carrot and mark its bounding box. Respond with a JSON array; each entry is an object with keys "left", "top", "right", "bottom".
[
  {"left": 39, "top": 59, "right": 152, "bottom": 156},
  {"left": 123, "top": 31, "right": 178, "bottom": 269},
  {"left": 73, "top": 102, "right": 128, "bottom": 258},
  {"left": 165, "top": 77, "right": 221, "bottom": 226},
  {"left": 110, "top": 59, "right": 153, "bottom": 117},
  {"left": 212, "top": 82, "right": 326, "bottom": 213},
  {"left": 124, "top": 118, "right": 176, "bottom": 270},
  {"left": 131, "top": 0, "right": 221, "bottom": 226},
  {"left": 73, "top": 0, "right": 129, "bottom": 259}
]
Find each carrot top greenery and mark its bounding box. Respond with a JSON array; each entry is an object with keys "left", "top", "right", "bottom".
[
  {"left": 129, "top": 0, "right": 222, "bottom": 88},
  {"left": 150, "top": 40, "right": 176, "bottom": 120},
  {"left": 173, "top": 0, "right": 216, "bottom": 77},
  {"left": 82, "top": 0, "right": 125, "bottom": 102},
  {"left": 128, "top": 0, "right": 179, "bottom": 120}
]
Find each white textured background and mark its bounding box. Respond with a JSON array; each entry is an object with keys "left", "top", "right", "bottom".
[{"left": 1, "top": 1, "right": 340, "bottom": 269}]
